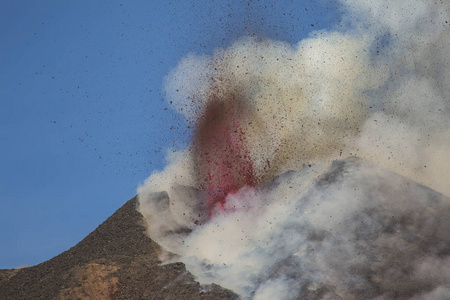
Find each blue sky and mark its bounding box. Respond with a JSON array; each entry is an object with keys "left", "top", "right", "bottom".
[{"left": 0, "top": 1, "right": 341, "bottom": 269}]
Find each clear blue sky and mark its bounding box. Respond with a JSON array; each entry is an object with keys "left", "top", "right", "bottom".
[{"left": 0, "top": 0, "right": 341, "bottom": 269}]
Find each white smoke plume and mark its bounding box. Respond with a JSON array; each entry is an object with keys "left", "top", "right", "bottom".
[{"left": 138, "top": 0, "right": 450, "bottom": 299}]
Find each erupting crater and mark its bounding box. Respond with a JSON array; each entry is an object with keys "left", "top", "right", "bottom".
[{"left": 193, "top": 92, "right": 259, "bottom": 216}]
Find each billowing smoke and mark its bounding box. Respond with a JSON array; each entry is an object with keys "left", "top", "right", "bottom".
[{"left": 138, "top": 1, "right": 450, "bottom": 299}]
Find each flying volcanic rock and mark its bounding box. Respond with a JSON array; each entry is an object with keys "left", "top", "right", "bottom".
[
  {"left": 137, "top": 1, "right": 450, "bottom": 297},
  {"left": 137, "top": 2, "right": 450, "bottom": 296},
  {"left": 5, "top": 0, "right": 448, "bottom": 299}
]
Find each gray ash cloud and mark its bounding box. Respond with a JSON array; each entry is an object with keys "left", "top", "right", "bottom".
[{"left": 138, "top": 1, "right": 450, "bottom": 299}]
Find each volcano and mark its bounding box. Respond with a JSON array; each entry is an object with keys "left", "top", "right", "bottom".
[{"left": 2, "top": 157, "right": 449, "bottom": 299}]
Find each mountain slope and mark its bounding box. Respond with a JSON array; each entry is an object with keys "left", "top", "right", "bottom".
[{"left": 0, "top": 197, "right": 237, "bottom": 300}]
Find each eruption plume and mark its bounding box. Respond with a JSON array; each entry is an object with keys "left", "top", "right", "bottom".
[
  {"left": 138, "top": 1, "right": 450, "bottom": 299},
  {"left": 193, "top": 91, "right": 259, "bottom": 214}
]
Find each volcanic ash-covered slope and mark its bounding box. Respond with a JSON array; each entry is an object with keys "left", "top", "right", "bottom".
[
  {"left": 0, "top": 198, "right": 237, "bottom": 300},
  {"left": 139, "top": 157, "right": 450, "bottom": 300}
]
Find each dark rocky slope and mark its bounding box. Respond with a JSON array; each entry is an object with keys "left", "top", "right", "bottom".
[{"left": 0, "top": 197, "right": 237, "bottom": 300}]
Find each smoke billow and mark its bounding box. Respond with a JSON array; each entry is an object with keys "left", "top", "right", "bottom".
[{"left": 138, "top": 1, "right": 450, "bottom": 299}]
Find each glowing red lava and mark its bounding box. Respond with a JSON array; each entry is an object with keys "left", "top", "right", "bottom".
[{"left": 193, "top": 93, "right": 258, "bottom": 216}]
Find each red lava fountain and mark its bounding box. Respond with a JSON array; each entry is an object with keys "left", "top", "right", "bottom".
[{"left": 193, "top": 93, "right": 258, "bottom": 215}]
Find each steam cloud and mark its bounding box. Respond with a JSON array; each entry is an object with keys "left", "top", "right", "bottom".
[{"left": 138, "top": 1, "right": 450, "bottom": 299}]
